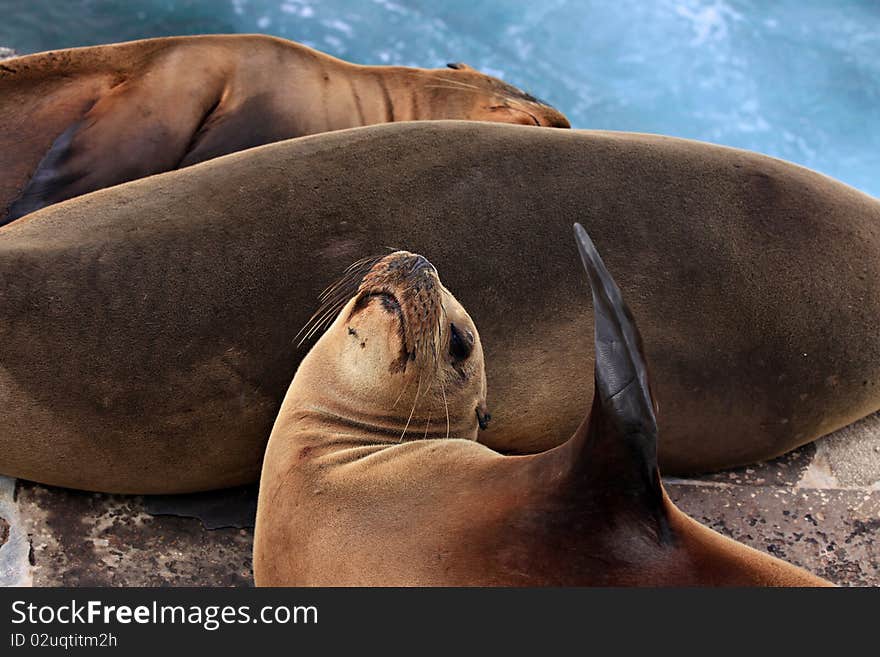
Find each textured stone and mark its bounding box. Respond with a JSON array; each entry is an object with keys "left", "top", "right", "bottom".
[
  {"left": 800, "top": 411, "right": 880, "bottom": 489},
  {"left": 16, "top": 482, "right": 252, "bottom": 587},
  {"left": 669, "top": 481, "right": 880, "bottom": 586},
  {"left": 0, "top": 475, "right": 32, "bottom": 586},
  {"left": 676, "top": 443, "right": 817, "bottom": 488}
]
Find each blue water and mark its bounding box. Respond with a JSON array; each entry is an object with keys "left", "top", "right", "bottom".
[{"left": 1, "top": 0, "right": 878, "bottom": 197}]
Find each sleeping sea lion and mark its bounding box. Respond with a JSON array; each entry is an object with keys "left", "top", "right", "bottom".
[
  {"left": 0, "top": 34, "right": 569, "bottom": 224},
  {"left": 252, "top": 235, "right": 831, "bottom": 586},
  {"left": 1, "top": 121, "right": 878, "bottom": 492}
]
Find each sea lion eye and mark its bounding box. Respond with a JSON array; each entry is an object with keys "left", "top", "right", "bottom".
[{"left": 449, "top": 322, "right": 473, "bottom": 361}]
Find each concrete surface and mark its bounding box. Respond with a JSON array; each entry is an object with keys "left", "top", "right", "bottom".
[
  {"left": 1, "top": 411, "right": 879, "bottom": 587},
  {"left": 14, "top": 484, "right": 253, "bottom": 587},
  {"left": 0, "top": 476, "right": 32, "bottom": 586}
]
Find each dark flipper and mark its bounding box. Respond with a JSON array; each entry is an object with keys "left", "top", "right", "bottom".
[
  {"left": 1, "top": 79, "right": 221, "bottom": 226},
  {"left": 569, "top": 223, "right": 669, "bottom": 537},
  {"left": 3, "top": 122, "right": 84, "bottom": 224}
]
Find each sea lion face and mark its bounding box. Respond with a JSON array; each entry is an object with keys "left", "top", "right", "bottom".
[
  {"left": 297, "top": 252, "right": 489, "bottom": 441},
  {"left": 426, "top": 62, "right": 571, "bottom": 128}
]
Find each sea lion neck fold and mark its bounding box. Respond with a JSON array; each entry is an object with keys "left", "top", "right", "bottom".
[{"left": 349, "top": 65, "right": 571, "bottom": 127}]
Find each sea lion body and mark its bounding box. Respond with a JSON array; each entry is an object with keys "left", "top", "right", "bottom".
[
  {"left": 253, "top": 242, "right": 830, "bottom": 586},
  {"left": 0, "top": 34, "right": 569, "bottom": 223},
  {"left": 1, "top": 122, "right": 879, "bottom": 492}
]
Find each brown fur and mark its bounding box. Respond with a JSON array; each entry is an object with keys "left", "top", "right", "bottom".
[
  {"left": 253, "top": 250, "right": 830, "bottom": 586},
  {"left": 1, "top": 121, "right": 878, "bottom": 492},
  {"left": 0, "top": 34, "right": 569, "bottom": 223}
]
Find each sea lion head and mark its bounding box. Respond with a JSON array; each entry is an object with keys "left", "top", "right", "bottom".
[
  {"left": 421, "top": 62, "right": 571, "bottom": 128},
  {"left": 294, "top": 251, "right": 489, "bottom": 442}
]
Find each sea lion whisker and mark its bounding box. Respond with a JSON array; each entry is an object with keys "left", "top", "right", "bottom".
[
  {"left": 399, "top": 372, "right": 423, "bottom": 443},
  {"left": 308, "top": 306, "right": 346, "bottom": 333},
  {"left": 297, "top": 292, "right": 351, "bottom": 342},
  {"left": 316, "top": 254, "right": 383, "bottom": 295},
  {"left": 421, "top": 74, "right": 485, "bottom": 92},
  {"left": 297, "top": 296, "right": 351, "bottom": 345},
  {"left": 436, "top": 304, "right": 448, "bottom": 365},
  {"left": 306, "top": 308, "right": 342, "bottom": 339},
  {"left": 307, "top": 301, "right": 349, "bottom": 337},
  {"left": 317, "top": 257, "right": 381, "bottom": 300},
  {"left": 439, "top": 375, "right": 450, "bottom": 441},
  {"left": 299, "top": 258, "right": 387, "bottom": 345},
  {"left": 342, "top": 253, "right": 386, "bottom": 276},
  {"left": 423, "top": 84, "right": 490, "bottom": 96},
  {"left": 315, "top": 287, "right": 359, "bottom": 316},
  {"left": 316, "top": 274, "right": 359, "bottom": 301},
  {"left": 314, "top": 287, "right": 349, "bottom": 310},
  {"left": 424, "top": 77, "right": 530, "bottom": 107},
  {"left": 297, "top": 305, "right": 340, "bottom": 344},
  {"left": 422, "top": 411, "right": 432, "bottom": 440},
  {"left": 390, "top": 368, "right": 415, "bottom": 410}
]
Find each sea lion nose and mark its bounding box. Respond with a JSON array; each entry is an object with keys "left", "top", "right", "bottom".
[
  {"left": 407, "top": 254, "right": 436, "bottom": 276},
  {"left": 545, "top": 111, "right": 571, "bottom": 129},
  {"left": 413, "top": 254, "right": 432, "bottom": 269}
]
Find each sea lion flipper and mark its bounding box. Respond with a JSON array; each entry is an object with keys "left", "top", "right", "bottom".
[
  {"left": 4, "top": 121, "right": 83, "bottom": 223},
  {"left": 571, "top": 223, "right": 663, "bottom": 503},
  {"left": 574, "top": 223, "right": 656, "bottom": 427},
  {"left": 4, "top": 78, "right": 219, "bottom": 224}
]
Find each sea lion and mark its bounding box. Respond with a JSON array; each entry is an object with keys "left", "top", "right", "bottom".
[
  {"left": 1, "top": 121, "right": 878, "bottom": 493},
  {"left": 253, "top": 234, "right": 831, "bottom": 586},
  {"left": 0, "top": 34, "right": 569, "bottom": 225}
]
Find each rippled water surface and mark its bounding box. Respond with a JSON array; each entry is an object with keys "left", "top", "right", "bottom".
[{"left": 1, "top": 0, "right": 877, "bottom": 196}]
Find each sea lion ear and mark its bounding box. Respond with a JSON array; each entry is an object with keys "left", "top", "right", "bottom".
[
  {"left": 446, "top": 62, "right": 473, "bottom": 71},
  {"left": 476, "top": 403, "right": 492, "bottom": 430},
  {"left": 572, "top": 223, "right": 661, "bottom": 494}
]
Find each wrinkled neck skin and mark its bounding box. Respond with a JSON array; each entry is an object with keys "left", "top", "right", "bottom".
[
  {"left": 315, "top": 66, "right": 479, "bottom": 128},
  {"left": 276, "top": 336, "right": 480, "bottom": 454},
  {"left": 295, "top": 49, "right": 555, "bottom": 130}
]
